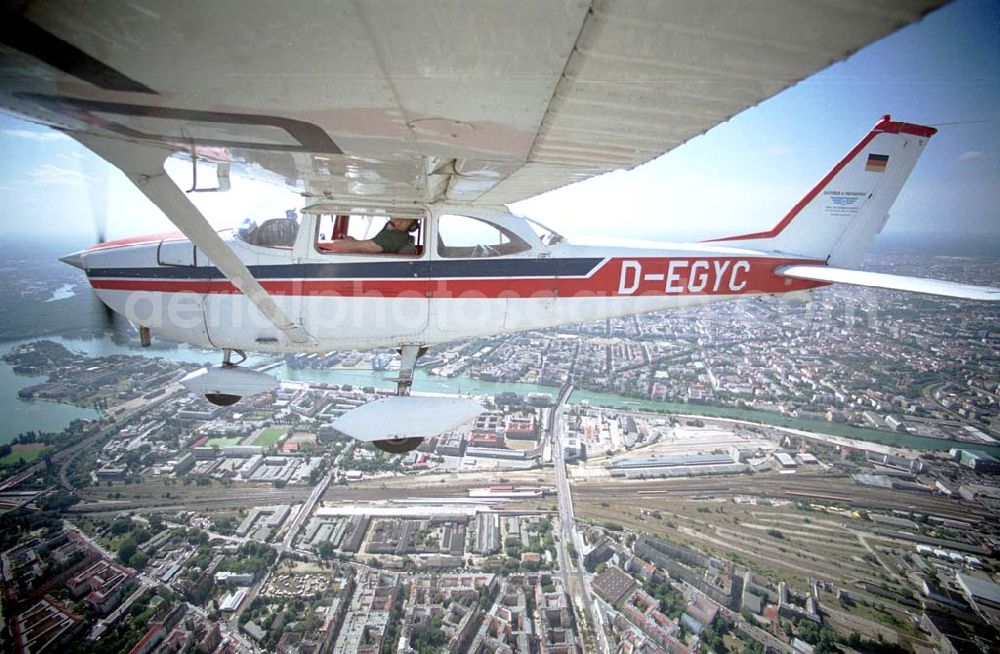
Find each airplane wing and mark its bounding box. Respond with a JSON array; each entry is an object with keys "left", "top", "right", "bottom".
[
  {"left": 0, "top": 1, "right": 948, "bottom": 206},
  {"left": 776, "top": 265, "right": 1000, "bottom": 302}
]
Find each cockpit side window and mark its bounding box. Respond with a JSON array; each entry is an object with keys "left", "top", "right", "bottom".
[
  {"left": 437, "top": 215, "right": 530, "bottom": 258},
  {"left": 314, "top": 214, "right": 424, "bottom": 256}
]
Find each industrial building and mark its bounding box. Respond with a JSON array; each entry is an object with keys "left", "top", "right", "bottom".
[
  {"left": 563, "top": 437, "right": 585, "bottom": 462},
  {"left": 220, "top": 589, "right": 247, "bottom": 612},
  {"left": 773, "top": 452, "right": 797, "bottom": 468},
  {"left": 504, "top": 416, "right": 536, "bottom": 440},
  {"left": 470, "top": 513, "right": 500, "bottom": 555},
  {"left": 608, "top": 452, "right": 745, "bottom": 479},
  {"left": 235, "top": 505, "right": 291, "bottom": 541},
  {"left": 950, "top": 449, "right": 1000, "bottom": 473},
  {"left": 436, "top": 432, "right": 466, "bottom": 457},
  {"left": 956, "top": 573, "right": 1000, "bottom": 610}
]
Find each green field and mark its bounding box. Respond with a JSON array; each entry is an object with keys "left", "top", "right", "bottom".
[
  {"left": 253, "top": 427, "right": 287, "bottom": 447},
  {"left": 1, "top": 443, "right": 48, "bottom": 466},
  {"left": 204, "top": 437, "right": 242, "bottom": 448}
]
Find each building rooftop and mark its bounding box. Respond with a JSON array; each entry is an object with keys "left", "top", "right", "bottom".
[
  {"left": 592, "top": 566, "right": 638, "bottom": 606},
  {"left": 610, "top": 453, "right": 734, "bottom": 469},
  {"left": 956, "top": 573, "right": 1000, "bottom": 607}
]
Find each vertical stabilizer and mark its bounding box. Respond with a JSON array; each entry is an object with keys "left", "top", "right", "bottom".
[{"left": 708, "top": 116, "right": 936, "bottom": 267}]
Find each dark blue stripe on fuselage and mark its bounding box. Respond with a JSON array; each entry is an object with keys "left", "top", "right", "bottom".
[{"left": 86, "top": 258, "right": 605, "bottom": 280}]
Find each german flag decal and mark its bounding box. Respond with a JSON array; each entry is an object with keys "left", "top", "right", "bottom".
[{"left": 865, "top": 153, "right": 889, "bottom": 172}]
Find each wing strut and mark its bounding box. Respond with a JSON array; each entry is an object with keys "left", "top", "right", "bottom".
[{"left": 73, "top": 132, "right": 317, "bottom": 346}]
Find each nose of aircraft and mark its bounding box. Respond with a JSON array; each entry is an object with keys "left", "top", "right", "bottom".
[{"left": 59, "top": 250, "right": 86, "bottom": 270}]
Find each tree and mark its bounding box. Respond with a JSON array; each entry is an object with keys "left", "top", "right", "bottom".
[
  {"left": 316, "top": 541, "right": 335, "bottom": 559},
  {"left": 111, "top": 518, "right": 133, "bottom": 535},
  {"left": 413, "top": 613, "right": 447, "bottom": 652},
  {"left": 117, "top": 537, "right": 137, "bottom": 565}
]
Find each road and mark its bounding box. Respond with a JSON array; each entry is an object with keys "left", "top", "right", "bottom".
[
  {"left": 223, "top": 465, "right": 338, "bottom": 631},
  {"left": 550, "top": 383, "right": 609, "bottom": 654},
  {"left": 0, "top": 487, "right": 51, "bottom": 514},
  {"left": 281, "top": 468, "right": 333, "bottom": 552}
]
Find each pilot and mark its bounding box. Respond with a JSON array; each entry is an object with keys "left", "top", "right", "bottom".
[{"left": 323, "top": 218, "right": 417, "bottom": 254}]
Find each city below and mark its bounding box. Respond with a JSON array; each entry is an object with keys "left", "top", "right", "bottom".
[{"left": 0, "top": 254, "right": 998, "bottom": 654}]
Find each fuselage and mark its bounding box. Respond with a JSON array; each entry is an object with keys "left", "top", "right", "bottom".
[{"left": 70, "top": 205, "right": 826, "bottom": 352}]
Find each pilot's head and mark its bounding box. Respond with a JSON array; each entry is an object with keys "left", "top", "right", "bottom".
[{"left": 389, "top": 218, "right": 418, "bottom": 232}]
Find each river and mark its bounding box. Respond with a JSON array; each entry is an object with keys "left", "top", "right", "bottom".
[
  {"left": 0, "top": 335, "right": 238, "bottom": 443},
  {"left": 1, "top": 333, "right": 997, "bottom": 456},
  {"left": 0, "top": 355, "right": 99, "bottom": 441},
  {"left": 569, "top": 388, "right": 1000, "bottom": 456}
]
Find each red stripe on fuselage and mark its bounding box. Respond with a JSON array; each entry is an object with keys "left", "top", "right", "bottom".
[
  {"left": 86, "top": 231, "right": 186, "bottom": 251},
  {"left": 89, "top": 257, "right": 826, "bottom": 297},
  {"left": 85, "top": 229, "right": 234, "bottom": 252}
]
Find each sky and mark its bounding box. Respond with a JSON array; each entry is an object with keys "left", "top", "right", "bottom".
[{"left": 0, "top": 0, "right": 997, "bottom": 253}]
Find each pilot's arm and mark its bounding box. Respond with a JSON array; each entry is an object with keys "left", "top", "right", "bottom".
[
  {"left": 321, "top": 219, "right": 414, "bottom": 254},
  {"left": 322, "top": 238, "right": 385, "bottom": 253}
]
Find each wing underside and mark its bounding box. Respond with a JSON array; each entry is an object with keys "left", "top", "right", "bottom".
[{"left": 0, "top": 0, "right": 947, "bottom": 205}]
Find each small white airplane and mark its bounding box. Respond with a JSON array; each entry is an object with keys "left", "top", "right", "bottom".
[{"left": 1, "top": 1, "right": 995, "bottom": 453}]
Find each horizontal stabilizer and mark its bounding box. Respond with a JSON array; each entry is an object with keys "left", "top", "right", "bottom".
[
  {"left": 776, "top": 265, "right": 1000, "bottom": 302},
  {"left": 332, "top": 396, "right": 483, "bottom": 442}
]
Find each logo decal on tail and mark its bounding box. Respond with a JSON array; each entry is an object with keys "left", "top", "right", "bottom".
[{"left": 823, "top": 190, "right": 864, "bottom": 217}]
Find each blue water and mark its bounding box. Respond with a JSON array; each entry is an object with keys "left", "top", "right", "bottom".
[
  {"left": 0, "top": 359, "right": 99, "bottom": 442},
  {"left": 0, "top": 336, "right": 236, "bottom": 443},
  {"left": 2, "top": 332, "right": 996, "bottom": 455},
  {"left": 571, "top": 388, "right": 1000, "bottom": 456}
]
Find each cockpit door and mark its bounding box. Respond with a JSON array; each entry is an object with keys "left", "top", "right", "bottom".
[
  {"left": 204, "top": 215, "right": 307, "bottom": 350},
  {"left": 157, "top": 238, "right": 197, "bottom": 266},
  {"left": 155, "top": 237, "right": 211, "bottom": 346},
  {"left": 299, "top": 211, "right": 431, "bottom": 350}
]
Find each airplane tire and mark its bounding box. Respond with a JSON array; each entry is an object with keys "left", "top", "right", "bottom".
[
  {"left": 373, "top": 437, "right": 423, "bottom": 454},
  {"left": 205, "top": 393, "right": 241, "bottom": 407}
]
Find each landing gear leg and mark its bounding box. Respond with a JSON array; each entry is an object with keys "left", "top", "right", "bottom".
[
  {"left": 204, "top": 348, "right": 247, "bottom": 407},
  {"left": 393, "top": 344, "right": 424, "bottom": 397},
  {"left": 222, "top": 348, "right": 247, "bottom": 368},
  {"left": 373, "top": 345, "right": 425, "bottom": 454}
]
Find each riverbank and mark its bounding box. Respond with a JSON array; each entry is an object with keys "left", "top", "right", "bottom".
[
  {"left": 2, "top": 332, "right": 997, "bottom": 457},
  {"left": 569, "top": 388, "right": 1000, "bottom": 457}
]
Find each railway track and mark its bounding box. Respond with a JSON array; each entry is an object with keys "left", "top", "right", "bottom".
[
  {"left": 573, "top": 475, "right": 993, "bottom": 522},
  {"left": 65, "top": 480, "right": 500, "bottom": 516}
]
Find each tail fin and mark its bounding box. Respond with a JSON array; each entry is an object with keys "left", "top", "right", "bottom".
[{"left": 708, "top": 116, "right": 936, "bottom": 267}]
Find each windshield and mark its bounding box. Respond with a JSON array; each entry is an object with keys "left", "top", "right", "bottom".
[{"left": 521, "top": 216, "right": 565, "bottom": 246}]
